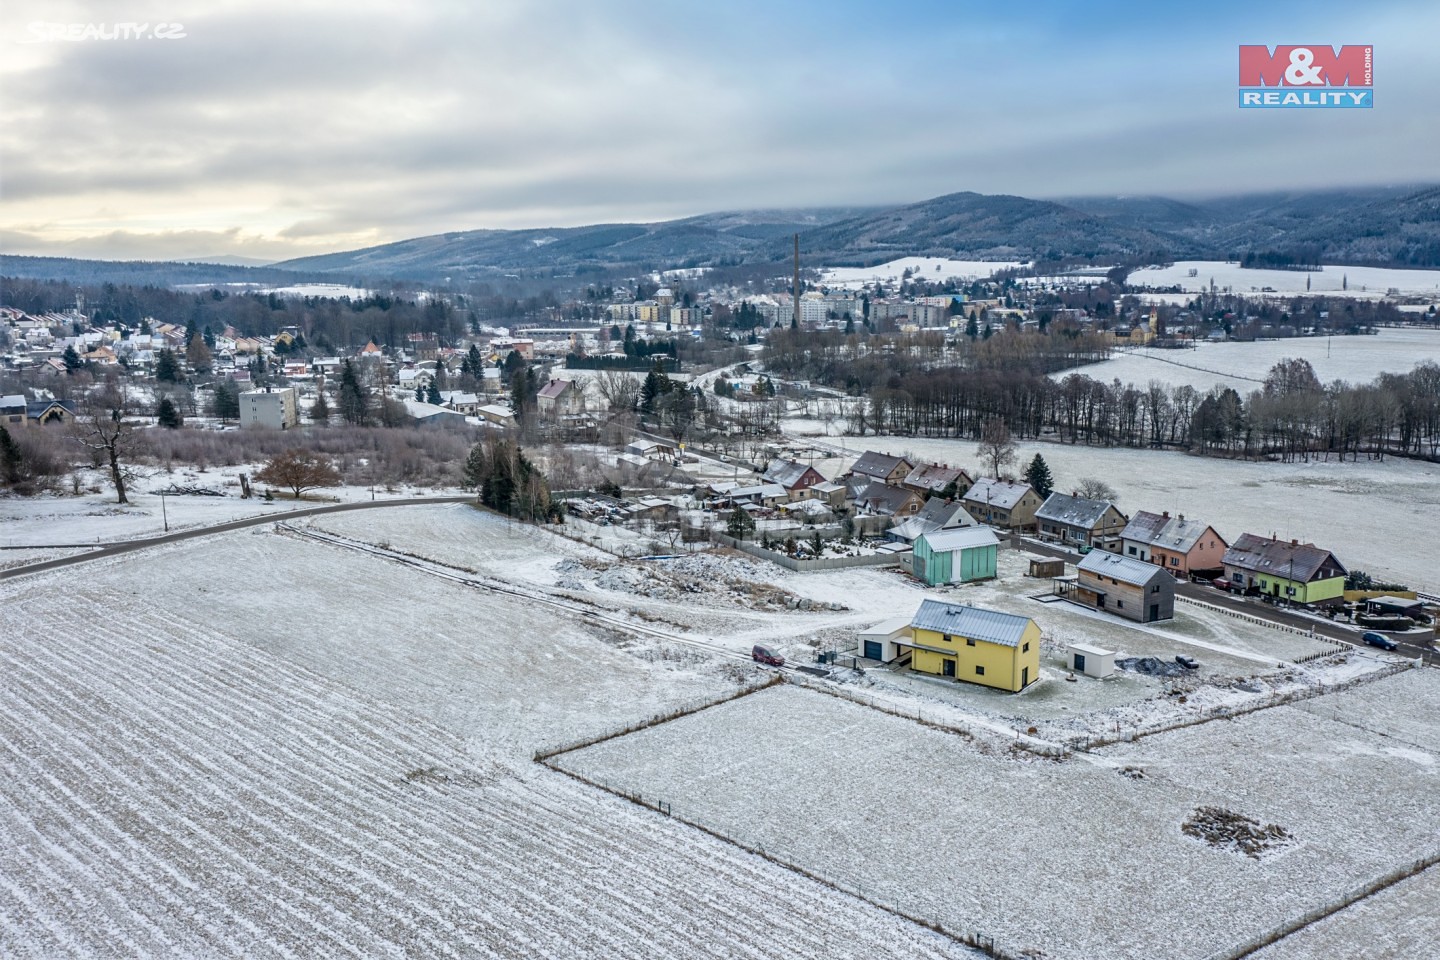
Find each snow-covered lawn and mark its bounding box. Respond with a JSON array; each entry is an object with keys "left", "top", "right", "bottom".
[
  {"left": 555, "top": 678, "right": 1440, "bottom": 960},
  {"left": 1055, "top": 327, "right": 1440, "bottom": 393},
  {"left": 0, "top": 530, "right": 981, "bottom": 959},
  {"left": 1249, "top": 865, "right": 1440, "bottom": 960}
]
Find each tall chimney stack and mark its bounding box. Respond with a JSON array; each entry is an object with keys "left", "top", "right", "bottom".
[{"left": 792, "top": 234, "right": 801, "bottom": 330}]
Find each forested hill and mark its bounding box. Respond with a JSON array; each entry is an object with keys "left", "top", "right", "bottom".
[{"left": 7, "top": 185, "right": 1440, "bottom": 287}]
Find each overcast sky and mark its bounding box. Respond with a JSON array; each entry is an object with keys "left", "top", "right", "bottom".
[{"left": 2, "top": 0, "right": 1435, "bottom": 263}]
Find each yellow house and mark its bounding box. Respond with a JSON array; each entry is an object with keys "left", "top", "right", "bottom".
[{"left": 903, "top": 600, "right": 1041, "bottom": 692}]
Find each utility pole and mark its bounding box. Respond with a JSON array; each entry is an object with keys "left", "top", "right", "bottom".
[{"left": 792, "top": 233, "right": 801, "bottom": 331}]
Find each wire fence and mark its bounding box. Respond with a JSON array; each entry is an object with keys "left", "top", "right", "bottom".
[
  {"left": 1070, "top": 657, "right": 1419, "bottom": 750},
  {"left": 1207, "top": 850, "right": 1440, "bottom": 960},
  {"left": 532, "top": 675, "right": 782, "bottom": 762},
  {"left": 541, "top": 754, "right": 1024, "bottom": 960}
]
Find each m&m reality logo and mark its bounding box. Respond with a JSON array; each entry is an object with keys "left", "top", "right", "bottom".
[{"left": 1238, "top": 45, "right": 1373, "bottom": 108}]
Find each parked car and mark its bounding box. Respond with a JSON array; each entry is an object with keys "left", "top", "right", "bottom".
[
  {"left": 1175, "top": 655, "right": 1199, "bottom": 670},
  {"left": 1362, "top": 631, "right": 1399, "bottom": 651},
  {"left": 1212, "top": 577, "right": 1233, "bottom": 592},
  {"left": 751, "top": 644, "right": 785, "bottom": 667}
]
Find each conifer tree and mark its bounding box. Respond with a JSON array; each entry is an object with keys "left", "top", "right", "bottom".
[{"left": 1024, "top": 453, "right": 1054, "bottom": 499}]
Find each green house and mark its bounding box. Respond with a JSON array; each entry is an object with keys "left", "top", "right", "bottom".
[{"left": 912, "top": 527, "right": 1000, "bottom": 586}]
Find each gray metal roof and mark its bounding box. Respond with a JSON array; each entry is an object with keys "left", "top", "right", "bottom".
[
  {"left": 1036, "top": 493, "right": 1119, "bottom": 529},
  {"left": 1077, "top": 550, "right": 1169, "bottom": 587},
  {"left": 909, "top": 599, "right": 1031, "bottom": 647},
  {"left": 919, "top": 527, "right": 999, "bottom": 553}
]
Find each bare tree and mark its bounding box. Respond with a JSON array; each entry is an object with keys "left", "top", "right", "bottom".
[
  {"left": 1075, "top": 477, "right": 1117, "bottom": 502},
  {"left": 976, "top": 418, "right": 1017, "bottom": 479},
  {"left": 70, "top": 405, "right": 143, "bottom": 504},
  {"left": 594, "top": 369, "right": 640, "bottom": 416},
  {"left": 254, "top": 448, "right": 342, "bottom": 499}
]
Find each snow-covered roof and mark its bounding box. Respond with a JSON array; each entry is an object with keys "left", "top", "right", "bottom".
[
  {"left": 537, "top": 379, "right": 573, "bottom": 400},
  {"left": 1066, "top": 642, "right": 1115, "bottom": 657},
  {"left": 1222, "top": 534, "right": 1345, "bottom": 582},
  {"left": 850, "top": 450, "right": 911, "bottom": 480},
  {"left": 856, "top": 481, "right": 919, "bottom": 516},
  {"left": 859, "top": 618, "right": 913, "bottom": 641},
  {"left": 1121, "top": 511, "right": 1217, "bottom": 553},
  {"left": 919, "top": 527, "right": 999, "bottom": 553},
  {"left": 403, "top": 400, "right": 465, "bottom": 420},
  {"left": 961, "top": 477, "right": 1033, "bottom": 511},
  {"left": 887, "top": 517, "right": 936, "bottom": 543},
  {"left": 1077, "top": 550, "right": 1168, "bottom": 587},
  {"left": 1366, "top": 595, "right": 1422, "bottom": 608},
  {"left": 915, "top": 497, "right": 972, "bottom": 528},
  {"left": 903, "top": 462, "right": 968, "bottom": 492},
  {"left": 731, "top": 483, "right": 787, "bottom": 501},
  {"left": 909, "top": 600, "right": 1031, "bottom": 647},
  {"left": 1035, "top": 494, "right": 1119, "bottom": 529},
  {"left": 763, "top": 459, "right": 817, "bottom": 489}
]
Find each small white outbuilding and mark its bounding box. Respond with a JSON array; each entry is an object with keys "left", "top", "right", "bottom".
[
  {"left": 858, "top": 618, "right": 913, "bottom": 663},
  {"left": 1066, "top": 642, "right": 1116, "bottom": 679}
]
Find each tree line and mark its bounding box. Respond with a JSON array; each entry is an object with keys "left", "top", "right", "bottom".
[{"left": 834, "top": 355, "right": 1440, "bottom": 462}]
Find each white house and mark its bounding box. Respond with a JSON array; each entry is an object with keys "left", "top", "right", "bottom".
[{"left": 239, "top": 387, "right": 299, "bottom": 430}]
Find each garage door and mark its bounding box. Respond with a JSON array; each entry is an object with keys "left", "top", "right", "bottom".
[{"left": 863, "top": 640, "right": 883, "bottom": 660}]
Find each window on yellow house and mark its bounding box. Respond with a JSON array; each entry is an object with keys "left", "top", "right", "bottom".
[{"left": 975, "top": 665, "right": 985, "bottom": 676}]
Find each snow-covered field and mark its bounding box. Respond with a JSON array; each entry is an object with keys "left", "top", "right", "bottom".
[
  {"left": 0, "top": 530, "right": 982, "bottom": 959},
  {"left": 1057, "top": 327, "right": 1440, "bottom": 392},
  {"left": 303, "top": 507, "right": 1372, "bottom": 744},
  {"left": 555, "top": 677, "right": 1440, "bottom": 960},
  {"left": 1250, "top": 865, "right": 1440, "bottom": 960},
  {"left": 0, "top": 469, "right": 462, "bottom": 547},
  {"left": 820, "top": 257, "right": 1026, "bottom": 289},
  {"left": 3, "top": 494, "right": 1432, "bottom": 957},
  {"left": 809, "top": 437, "right": 1440, "bottom": 592},
  {"left": 1126, "top": 261, "right": 1440, "bottom": 299}
]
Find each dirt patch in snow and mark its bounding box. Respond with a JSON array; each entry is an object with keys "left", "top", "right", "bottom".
[
  {"left": 551, "top": 551, "right": 847, "bottom": 613},
  {"left": 1182, "top": 806, "right": 1295, "bottom": 860}
]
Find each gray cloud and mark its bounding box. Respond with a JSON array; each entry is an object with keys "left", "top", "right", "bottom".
[{"left": 2, "top": 0, "right": 1436, "bottom": 261}]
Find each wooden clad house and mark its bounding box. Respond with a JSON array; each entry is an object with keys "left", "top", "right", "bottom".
[{"left": 1074, "top": 551, "right": 1175, "bottom": 623}]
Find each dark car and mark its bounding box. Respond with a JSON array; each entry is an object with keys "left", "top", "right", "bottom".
[
  {"left": 751, "top": 644, "right": 785, "bottom": 667},
  {"left": 1175, "top": 655, "right": 1199, "bottom": 670},
  {"left": 1362, "top": 631, "right": 1399, "bottom": 651}
]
